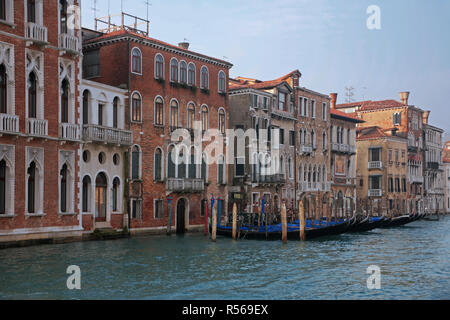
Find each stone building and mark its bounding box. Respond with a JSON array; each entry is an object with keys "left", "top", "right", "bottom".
[
  {"left": 79, "top": 79, "right": 132, "bottom": 231},
  {"left": 423, "top": 120, "right": 444, "bottom": 214},
  {"left": 442, "top": 141, "right": 450, "bottom": 214},
  {"left": 0, "top": 0, "right": 83, "bottom": 244},
  {"left": 337, "top": 92, "right": 425, "bottom": 213},
  {"left": 329, "top": 94, "right": 364, "bottom": 217},
  {"left": 356, "top": 127, "right": 409, "bottom": 216},
  {"left": 82, "top": 14, "right": 232, "bottom": 234}
]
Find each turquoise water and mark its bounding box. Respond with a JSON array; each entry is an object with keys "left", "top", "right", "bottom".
[{"left": 0, "top": 217, "right": 449, "bottom": 300}]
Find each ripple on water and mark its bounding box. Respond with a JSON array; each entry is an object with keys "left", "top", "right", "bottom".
[{"left": 0, "top": 217, "right": 449, "bottom": 299}]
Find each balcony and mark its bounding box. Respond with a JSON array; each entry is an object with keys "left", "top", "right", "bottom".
[
  {"left": 300, "top": 145, "right": 313, "bottom": 154},
  {"left": 368, "top": 189, "right": 382, "bottom": 197},
  {"left": 26, "top": 118, "right": 48, "bottom": 137},
  {"left": 59, "top": 123, "right": 79, "bottom": 141},
  {"left": 255, "top": 174, "right": 286, "bottom": 184},
  {"left": 166, "top": 178, "right": 204, "bottom": 193},
  {"left": 426, "top": 162, "right": 440, "bottom": 170},
  {"left": 298, "top": 181, "right": 331, "bottom": 192},
  {"left": 82, "top": 124, "right": 133, "bottom": 146},
  {"left": 408, "top": 145, "right": 418, "bottom": 153},
  {"left": 0, "top": 114, "right": 19, "bottom": 135},
  {"left": 25, "top": 22, "right": 48, "bottom": 44},
  {"left": 368, "top": 161, "right": 382, "bottom": 170},
  {"left": 59, "top": 33, "right": 80, "bottom": 54},
  {"left": 409, "top": 175, "right": 424, "bottom": 184},
  {"left": 331, "top": 143, "right": 356, "bottom": 154}
]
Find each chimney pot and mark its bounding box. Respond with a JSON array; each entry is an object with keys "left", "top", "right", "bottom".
[
  {"left": 423, "top": 110, "right": 430, "bottom": 125},
  {"left": 178, "top": 42, "right": 190, "bottom": 50},
  {"left": 330, "top": 93, "right": 338, "bottom": 109},
  {"left": 399, "top": 91, "right": 410, "bottom": 105}
]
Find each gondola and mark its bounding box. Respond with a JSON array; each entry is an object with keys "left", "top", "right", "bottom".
[
  {"left": 210, "top": 218, "right": 352, "bottom": 241},
  {"left": 347, "top": 216, "right": 370, "bottom": 233},
  {"left": 380, "top": 214, "right": 412, "bottom": 228}
]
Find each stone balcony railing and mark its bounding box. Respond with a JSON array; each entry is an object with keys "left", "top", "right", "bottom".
[
  {"left": 59, "top": 33, "right": 79, "bottom": 53},
  {"left": 25, "top": 22, "right": 48, "bottom": 43},
  {"left": 166, "top": 178, "right": 205, "bottom": 193},
  {"left": 253, "top": 173, "right": 286, "bottom": 184},
  {"left": 368, "top": 161, "right": 383, "bottom": 170},
  {"left": 368, "top": 189, "right": 382, "bottom": 197},
  {"left": 300, "top": 145, "right": 313, "bottom": 154},
  {"left": 59, "top": 123, "right": 79, "bottom": 141},
  {"left": 331, "top": 143, "right": 356, "bottom": 154},
  {"left": 409, "top": 175, "right": 424, "bottom": 184},
  {"left": 82, "top": 124, "right": 133, "bottom": 146},
  {"left": 26, "top": 118, "right": 48, "bottom": 137},
  {"left": 0, "top": 113, "right": 19, "bottom": 134},
  {"left": 298, "top": 181, "right": 331, "bottom": 192}
]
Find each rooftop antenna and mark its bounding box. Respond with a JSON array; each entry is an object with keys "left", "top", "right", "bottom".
[
  {"left": 91, "top": 0, "right": 99, "bottom": 19},
  {"left": 144, "top": 1, "right": 152, "bottom": 21},
  {"left": 345, "top": 86, "right": 355, "bottom": 103}
]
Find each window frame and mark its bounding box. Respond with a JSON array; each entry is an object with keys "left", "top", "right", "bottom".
[{"left": 131, "top": 47, "right": 142, "bottom": 75}]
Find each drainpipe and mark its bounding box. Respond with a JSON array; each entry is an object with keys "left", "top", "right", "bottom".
[{"left": 126, "top": 39, "right": 132, "bottom": 231}]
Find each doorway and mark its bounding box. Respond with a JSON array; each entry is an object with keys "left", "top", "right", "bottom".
[
  {"left": 95, "top": 173, "right": 107, "bottom": 222},
  {"left": 176, "top": 198, "right": 186, "bottom": 234}
]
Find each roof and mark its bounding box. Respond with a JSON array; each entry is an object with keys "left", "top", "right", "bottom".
[
  {"left": 83, "top": 29, "right": 233, "bottom": 68},
  {"left": 229, "top": 70, "right": 302, "bottom": 91},
  {"left": 356, "top": 126, "right": 405, "bottom": 141},
  {"left": 330, "top": 108, "right": 365, "bottom": 123},
  {"left": 336, "top": 99, "right": 407, "bottom": 111}
]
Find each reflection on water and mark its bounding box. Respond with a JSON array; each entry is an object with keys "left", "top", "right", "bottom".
[{"left": 0, "top": 217, "right": 449, "bottom": 300}]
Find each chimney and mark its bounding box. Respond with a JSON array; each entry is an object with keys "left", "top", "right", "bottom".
[
  {"left": 178, "top": 41, "right": 190, "bottom": 50},
  {"left": 423, "top": 110, "right": 430, "bottom": 125},
  {"left": 399, "top": 91, "right": 410, "bottom": 105},
  {"left": 330, "top": 93, "right": 338, "bottom": 109}
]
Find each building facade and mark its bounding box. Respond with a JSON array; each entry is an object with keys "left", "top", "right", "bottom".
[
  {"left": 337, "top": 92, "right": 425, "bottom": 213},
  {"left": 443, "top": 141, "right": 450, "bottom": 214},
  {"left": 82, "top": 21, "right": 232, "bottom": 234},
  {"left": 423, "top": 122, "right": 444, "bottom": 214},
  {"left": 329, "top": 94, "right": 364, "bottom": 217},
  {"left": 356, "top": 127, "right": 409, "bottom": 216},
  {"left": 0, "top": 0, "right": 83, "bottom": 243}
]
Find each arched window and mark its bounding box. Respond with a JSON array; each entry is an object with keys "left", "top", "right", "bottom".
[
  {"left": 189, "top": 147, "right": 196, "bottom": 179},
  {"left": 218, "top": 108, "right": 225, "bottom": 134},
  {"left": 322, "top": 131, "right": 327, "bottom": 149},
  {"left": 218, "top": 71, "right": 226, "bottom": 93},
  {"left": 131, "top": 92, "right": 141, "bottom": 122},
  {"left": 167, "top": 145, "right": 176, "bottom": 178},
  {"left": 82, "top": 90, "right": 90, "bottom": 125},
  {"left": 280, "top": 156, "right": 284, "bottom": 176},
  {"left": 187, "top": 103, "right": 195, "bottom": 129},
  {"left": 27, "top": 0, "right": 36, "bottom": 23},
  {"left": 200, "top": 66, "right": 209, "bottom": 89},
  {"left": 311, "top": 130, "right": 316, "bottom": 149},
  {"left": 154, "top": 96, "right": 164, "bottom": 125},
  {"left": 170, "top": 99, "right": 179, "bottom": 129},
  {"left": 188, "top": 63, "right": 196, "bottom": 86},
  {"left": 201, "top": 153, "right": 208, "bottom": 181},
  {"left": 154, "top": 148, "right": 163, "bottom": 181},
  {"left": 60, "top": 164, "right": 68, "bottom": 212},
  {"left": 60, "top": 0, "right": 68, "bottom": 34},
  {"left": 170, "top": 58, "right": 178, "bottom": 82},
  {"left": 61, "top": 79, "right": 69, "bottom": 123},
  {"left": 131, "top": 145, "right": 141, "bottom": 180},
  {"left": 0, "top": 160, "right": 6, "bottom": 214},
  {"left": 112, "top": 178, "right": 120, "bottom": 212},
  {"left": 131, "top": 48, "right": 142, "bottom": 74},
  {"left": 28, "top": 72, "right": 37, "bottom": 118},
  {"left": 201, "top": 105, "right": 208, "bottom": 131},
  {"left": 82, "top": 176, "right": 91, "bottom": 212},
  {"left": 27, "top": 161, "right": 37, "bottom": 213},
  {"left": 0, "top": 64, "right": 7, "bottom": 114},
  {"left": 155, "top": 54, "right": 164, "bottom": 79},
  {"left": 177, "top": 147, "right": 186, "bottom": 179},
  {"left": 113, "top": 97, "right": 119, "bottom": 128},
  {"left": 180, "top": 61, "right": 187, "bottom": 84}
]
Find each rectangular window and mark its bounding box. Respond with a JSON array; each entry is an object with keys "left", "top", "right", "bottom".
[
  {"left": 311, "top": 100, "right": 316, "bottom": 118},
  {"left": 370, "top": 148, "right": 381, "bottom": 162},
  {"left": 27, "top": 0, "right": 36, "bottom": 23},
  {"left": 0, "top": 0, "right": 6, "bottom": 21},
  {"left": 304, "top": 98, "right": 308, "bottom": 117},
  {"left": 402, "top": 178, "right": 407, "bottom": 193},
  {"left": 263, "top": 97, "right": 268, "bottom": 110},
  {"left": 253, "top": 95, "right": 258, "bottom": 108},
  {"left": 83, "top": 50, "right": 100, "bottom": 78},
  {"left": 154, "top": 199, "right": 164, "bottom": 219},
  {"left": 279, "top": 92, "right": 286, "bottom": 111},
  {"left": 388, "top": 149, "right": 392, "bottom": 163},
  {"left": 322, "top": 103, "right": 327, "bottom": 121},
  {"left": 280, "top": 128, "right": 285, "bottom": 145},
  {"left": 289, "top": 131, "right": 295, "bottom": 146},
  {"left": 235, "top": 157, "right": 245, "bottom": 177},
  {"left": 132, "top": 199, "right": 142, "bottom": 219},
  {"left": 98, "top": 104, "right": 104, "bottom": 126}
]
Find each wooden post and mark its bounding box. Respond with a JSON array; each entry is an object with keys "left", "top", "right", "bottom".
[
  {"left": 299, "top": 200, "right": 306, "bottom": 241},
  {"left": 211, "top": 202, "right": 217, "bottom": 242},
  {"left": 257, "top": 204, "right": 261, "bottom": 229},
  {"left": 281, "top": 202, "right": 287, "bottom": 244},
  {"left": 232, "top": 203, "right": 237, "bottom": 240},
  {"left": 204, "top": 200, "right": 208, "bottom": 236}
]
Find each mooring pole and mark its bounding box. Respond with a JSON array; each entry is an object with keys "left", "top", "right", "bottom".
[
  {"left": 232, "top": 202, "right": 237, "bottom": 240},
  {"left": 167, "top": 196, "right": 173, "bottom": 235},
  {"left": 281, "top": 202, "right": 287, "bottom": 244},
  {"left": 299, "top": 200, "right": 306, "bottom": 241},
  {"left": 212, "top": 201, "right": 217, "bottom": 242},
  {"left": 204, "top": 200, "right": 208, "bottom": 236}
]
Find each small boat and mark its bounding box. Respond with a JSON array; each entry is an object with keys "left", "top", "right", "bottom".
[
  {"left": 211, "top": 218, "right": 351, "bottom": 241},
  {"left": 380, "top": 215, "right": 412, "bottom": 228},
  {"left": 347, "top": 216, "right": 370, "bottom": 233},
  {"left": 349, "top": 216, "right": 386, "bottom": 232}
]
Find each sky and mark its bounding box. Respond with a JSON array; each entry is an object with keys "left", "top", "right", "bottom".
[{"left": 82, "top": 0, "right": 450, "bottom": 138}]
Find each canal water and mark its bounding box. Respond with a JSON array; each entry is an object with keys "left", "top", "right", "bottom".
[{"left": 0, "top": 217, "right": 449, "bottom": 300}]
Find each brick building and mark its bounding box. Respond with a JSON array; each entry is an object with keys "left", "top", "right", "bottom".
[
  {"left": 337, "top": 92, "right": 426, "bottom": 213},
  {"left": 0, "top": 0, "right": 83, "bottom": 243},
  {"left": 82, "top": 15, "right": 232, "bottom": 234}
]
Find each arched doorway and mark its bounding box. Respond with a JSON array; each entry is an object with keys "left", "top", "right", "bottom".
[
  {"left": 176, "top": 198, "right": 186, "bottom": 234},
  {"left": 95, "top": 173, "right": 107, "bottom": 222}
]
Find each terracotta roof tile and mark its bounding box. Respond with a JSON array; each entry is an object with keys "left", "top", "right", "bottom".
[{"left": 330, "top": 109, "right": 364, "bottom": 123}]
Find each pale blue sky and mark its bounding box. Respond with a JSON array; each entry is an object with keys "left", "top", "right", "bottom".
[{"left": 82, "top": 0, "right": 450, "bottom": 136}]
